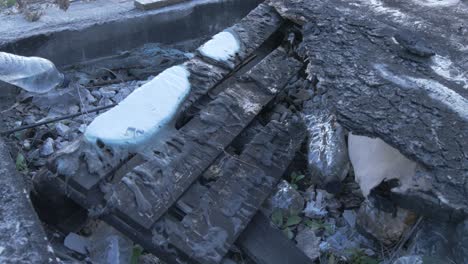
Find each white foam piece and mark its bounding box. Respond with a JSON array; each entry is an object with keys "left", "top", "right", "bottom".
[
  {"left": 348, "top": 134, "right": 417, "bottom": 197},
  {"left": 85, "top": 65, "right": 190, "bottom": 147},
  {"left": 198, "top": 31, "right": 240, "bottom": 62}
]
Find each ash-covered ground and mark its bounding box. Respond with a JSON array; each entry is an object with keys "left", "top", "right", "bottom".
[{"left": 0, "top": 39, "right": 202, "bottom": 263}]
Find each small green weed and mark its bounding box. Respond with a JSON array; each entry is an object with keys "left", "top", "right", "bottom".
[
  {"left": 347, "top": 249, "right": 379, "bottom": 264},
  {"left": 15, "top": 153, "right": 28, "bottom": 173},
  {"left": 304, "top": 219, "right": 335, "bottom": 235},
  {"left": 289, "top": 171, "right": 305, "bottom": 189},
  {"left": 271, "top": 209, "right": 304, "bottom": 239},
  {"left": 0, "top": 0, "right": 16, "bottom": 8},
  {"left": 130, "top": 245, "right": 143, "bottom": 264}
]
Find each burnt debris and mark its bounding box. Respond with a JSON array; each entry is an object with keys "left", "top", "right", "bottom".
[{"left": 1, "top": 0, "right": 467, "bottom": 263}]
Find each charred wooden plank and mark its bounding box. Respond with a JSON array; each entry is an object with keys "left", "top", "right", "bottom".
[
  {"left": 178, "top": 3, "right": 285, "bottom": 121},
  {"left": 237, "top": 212, "right": 311, "bottom": 264},
  {"left": 175, "top": 182, "right": 209, "bottom": 214},
  {"left": 165, "top": 119, "right": 306, "bottom": 264},
  {"left": 196, "top": 3, "right": 284, "bottom": 69},
  {"left": 175, "top": 58, "right": 229, "bottom": 125},
  {"left": 49, "top": 140, "right": 130, "bottom": 193},
  {"left": 174, "top": 176, "right": 312, "bottom": 264},
  {"left": 177, "top": 31, "right": 285, "bottom": 129},
  {"left": 230, "top": 3, "right": 284, "bottom": 60},
  {"left": 110, "top": 48, "right": 301, "bottom": 231}
]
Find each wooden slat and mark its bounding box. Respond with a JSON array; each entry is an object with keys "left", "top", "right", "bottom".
[
  {"left": 237, "top": 212, "right": 312, "bottom": 264},
  {"left": 166, "top": 119, "right": 306, "bottom": 263},
  {"left": 179, "top": 58, "right": 228, "bottom": 118},
  {"left": 111, "top": 48, "right": 301, "bottom": 230},
  {"left": 230, "top": 3, "right": 284, "bottom": 57},
  {"left": 196, "top": 3, "right": 284, "bottom": 69}
]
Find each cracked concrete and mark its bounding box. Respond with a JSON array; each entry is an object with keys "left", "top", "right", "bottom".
[{"left": 0, "top": 0, "right": 262, "bottom": 65}]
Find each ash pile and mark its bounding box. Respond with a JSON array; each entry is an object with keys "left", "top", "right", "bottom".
[{"left": 0, "top": 0, "right": 467, "bottom": 263}]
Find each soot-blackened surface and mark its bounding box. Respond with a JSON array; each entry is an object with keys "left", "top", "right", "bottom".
[
  {"left": 269, "top": 0, "right": 468, "bottom": 218},
  {"left": 50, "top": 2, "right": 285, "bottom": 197},
  {"left": 166, "top": 119, "right": 305, "bottom": 264},
  {"left": 110, "top": 48, "right": 301, "bottom": 231}
]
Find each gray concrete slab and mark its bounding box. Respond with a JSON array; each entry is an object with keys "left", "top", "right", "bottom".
[
  {"left": 135, "top": 0, "right": 188, "bottom": 10},
  {"left": 0, "top": 0, "right": 262, "bottom": 66},
  {"left": 0, "top": 138, "right": 55, "bottom": 263},
  {"left": 0, "top": 0, "right": 136, "bottom": 44}
]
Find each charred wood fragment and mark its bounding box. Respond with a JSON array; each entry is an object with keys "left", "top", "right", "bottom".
[{"left": 270, "top": 0, "right": 468, "bottom": 218}]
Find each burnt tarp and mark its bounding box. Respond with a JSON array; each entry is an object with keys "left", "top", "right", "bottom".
[
  {"left": 0, "top": 138, "right": 55, "bottom": 263},
  {"left": 269, "top": 0, "right": 468, "bottom": 220}
]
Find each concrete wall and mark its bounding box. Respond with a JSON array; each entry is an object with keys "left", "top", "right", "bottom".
[{"left": 0, "top": 0, "right": 262, "bottom": 66}]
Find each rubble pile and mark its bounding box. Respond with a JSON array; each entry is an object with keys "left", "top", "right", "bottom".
[
  {"left": 0, "top": 0, "right": 466, "bottom": 263},
  {"left": 1, "top": 42, "right": 193, "bottom": 166},
  {"left": 264, "top": 0, "right": 467, "bottom": 262},
  {"left": 0, "top": 41, "right": 197, "bottom": 263}
]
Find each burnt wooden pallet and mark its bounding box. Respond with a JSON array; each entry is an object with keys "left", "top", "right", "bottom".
[
  {"left": 49, "top": 2, "right": 285, "bottom": 195},
  {"left": 102, "top": 116, "right": 306, "bottom": 264},
  {"left": 40, "top": 3, "right": 312, "bottom": 263},
  {"left": 165, "top": 119, "right": 306, "bottom": 263},
  {"left": 43, "top": 47, "right": 304, "bottom": 263},
  {"left": 43, "top": 115, "right": 308, "bottom": 264},
  {"left": 110, "top": 48, "right": 301, "bottom": 231}
]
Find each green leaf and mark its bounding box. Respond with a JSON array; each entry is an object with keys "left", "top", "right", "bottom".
[
  {"left": 422, "top": 256, "right": 445, "bottom": 264},
  {"left": 357, "top": 255, "right": 379, "bottom": 264},
  {"left": 349, "top": 249, "right": 379, "bottom": 264},
  {"left": 304, "top": 219, "right": 319, "bottom": 229},
  {"left": 5, "top": 0, "right": 15, "bottom": 7},
  {"left": 271, "top": 210, "right": 283, "bottom": 227},
  {"left": 291, "top": 171, "right": 298, "bottom": 179},
  {"left": 285, "top": 215, "right": 302, "bottom": 227},
  {"left": 130, "top": 245, "right": 143, "bottom": 264},
  {"left": 323, "top": 223, "right": 335, "bottom": 235},
  {"left": 282, "top": 227, "right": 294, "bottom": 240},
  {"left": 328, "top": 254, "right": 336, "bottom": 264},
  {"left": 16, "top": 153, "right": 28, "bottom": 173},
  {"left": 294, "top": 174, "right": 305, "bottom": 182},
  {"left": 291, "top": 183, "right": 298, "bottom": 190},
  {"left": 13, "top": 131, "right": 25, "bottom": 140}
]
